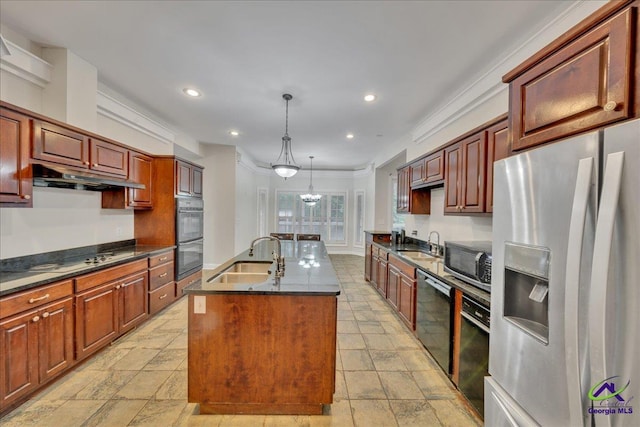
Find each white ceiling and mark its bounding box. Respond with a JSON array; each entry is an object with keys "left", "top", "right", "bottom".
[{"left": 0, "top": 1, "right": 570, "bottom": 170}]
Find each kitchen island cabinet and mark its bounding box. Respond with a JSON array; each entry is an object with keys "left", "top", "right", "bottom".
[{"left": 185, "top": 240, "right": 340, "bottom": 415}]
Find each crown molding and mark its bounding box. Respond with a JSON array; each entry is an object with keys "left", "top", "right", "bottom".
[
  {"left": 96, "top": 90, "right": 175, "bottom": 144},
  {"left": 0, "top": 34, "right": 52, "bottom": 88},
  {"left": 411, "top": 0, "right": 606, "bottom": 144}
]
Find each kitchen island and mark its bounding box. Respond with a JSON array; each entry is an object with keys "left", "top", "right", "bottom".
[{"left": 183, "top": 239, "right": 340, "bottom": 415}]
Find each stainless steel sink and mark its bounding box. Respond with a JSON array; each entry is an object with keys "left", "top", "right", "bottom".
[
  {"left": 208, "top": 272, "right": 269, "bottom": 284},
  {"left": 224, "top": 261, "right": 272, "bottom": 274}
]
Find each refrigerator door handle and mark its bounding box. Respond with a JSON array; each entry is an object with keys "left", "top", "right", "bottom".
[
  {"left": 564, "top": 157, "right": 594, "bottom": 426},
  {"left": 589, "top": 151, "right": 625, "bottom": 427}
]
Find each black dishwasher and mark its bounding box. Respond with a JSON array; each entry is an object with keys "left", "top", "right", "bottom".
[
  {"left": 458, "top": 295, "right": 490, "bottom": 417},
  {"left": 416, "top": 270, "right": 453, "bottom": 375}
]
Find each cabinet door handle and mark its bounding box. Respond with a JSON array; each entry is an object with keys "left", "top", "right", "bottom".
[
  {"left": 84, "top": 161, "right": 90, "bottom": 165},
  {"left": 29, "top": 294, "right": 49, "bottom": 304},
  {"left": 32, "top": 315, "right": 40, "bottom": 323},
  {"left": 159, "top": 256, "right": 168, "bottom": 261},
  {"left": 116, "top": 285, "right": 121, "bottom": 290},
  {"left": 92, "top": 163, "right": 98, "bottom": 167},
  {"left": 42, "top": 312, "right": 50, "bottom": 318},
  {"left": 159, "top": 272, "right": 168, "bottom": 278},
  {"left": 159, "top": 294, "right": 168, "bottom": 300}
]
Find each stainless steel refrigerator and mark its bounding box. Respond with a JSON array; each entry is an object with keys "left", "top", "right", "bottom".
[{"left": 485, "top": 119, "right": 639, "bottom": 427}]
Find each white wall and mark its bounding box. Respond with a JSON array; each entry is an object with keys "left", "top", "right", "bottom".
[
  {"left": 0, "top": 187, "right": 132, "bottom": 258},
  {"left": 200, "top": 144, "right": 237, "bottom": 267},
  {"left": 235, "top": 152, "right": 259, "bottom": 256}
]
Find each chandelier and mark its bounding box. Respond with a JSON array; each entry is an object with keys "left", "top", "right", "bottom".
[
  {"left": 300, "top": 156, "right": 322, "bottom": 206},
  {"left": 271, "top": 93, "right": 300, "bottom": 179}
]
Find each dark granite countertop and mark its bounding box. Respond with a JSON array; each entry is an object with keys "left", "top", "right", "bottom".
[
  {"left": 184, "top": 240, "right": 340, "bottom": 296},
  {"left": 371, "top": 240, "right": 491, "bottom": 307},
  {"left": 0, "top": 240, "right": 175, "bottom": 297}
]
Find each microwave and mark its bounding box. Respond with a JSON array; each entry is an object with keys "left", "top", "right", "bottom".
[{"left": 444, "top": 241, "right": 492, "bottom": 292}]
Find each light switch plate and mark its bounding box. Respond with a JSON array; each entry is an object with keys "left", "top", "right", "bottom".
[{"left": 194, "top": 295, "right": 206, "bottom": 314}]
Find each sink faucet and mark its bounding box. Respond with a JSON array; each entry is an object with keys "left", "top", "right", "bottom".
[
  {"left": 428, "top": 231, "right": 440, "bottom": 256},
  {"left": 248, "top": 236, "right": 285, "bottom": 278}
]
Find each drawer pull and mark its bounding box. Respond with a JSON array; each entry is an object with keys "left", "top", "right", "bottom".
[
  {"left": 116, "top": 285, "right": 121, "bottom": 290},
  {"left": 159, "top": 272, "right": 168, "bottom": 278},
  {"left": 32, "top": 315, "right": 40, "bottom": 323},
  {"left": 42, "top": 312, "right": 50, "bottom": 318},
  {"left": 29, "top": 294, "right": 50, "bottom": 304},
  {"left": 159, "top": 256, "right": 168, "bottom": 261},
  {"left": 604, "top": 101, "right": 618, "bottom": 112},
  {"left": 159, "top": 294, "right": 168, "bottom": 300},
  {"left": 22, "top": 195, "right": 31, "bottom": 200}
]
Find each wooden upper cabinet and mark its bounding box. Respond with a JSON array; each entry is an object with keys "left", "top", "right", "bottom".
[
  {"left": 444, "top": 143, "right": 462, "bottom": 213},
  {"left": 127, "top": 151, "right": 153, "bottom": 209},
  {"left": 32, "top": 120, "right": 89, "bottom": 168},
  {"left": 176, "top": 160, "right": 203, "bottom": 198},
  {"left": 0, "top": 108, "right": 32, "bottom": 207},
  {"left": 192, "top": 167, "right": 203, "bottom": 197},
  {"left": 396, "top": 166, "right": 410, "bottom": 213},
  {"left": 508, "top": 7, "right": 635, "bottom": 150},
  {"left": 486, "top": 119, "right": 510, "bottom": 213},
  {"left": 445, "top": 131, "right": 487, "bottom": 214},
  {"left": 176, "top": 161, "right": 192, "bottom": 196},
  {"left": 410, "top": 150, "right": 444, "bottom": 188},
  {"left": 88, "top": 138, "right": 128, "bottom": 177}
]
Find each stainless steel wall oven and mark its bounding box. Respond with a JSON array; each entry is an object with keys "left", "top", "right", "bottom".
[{"left": 176, "top": 197, "right": 204, "bottom": 279}]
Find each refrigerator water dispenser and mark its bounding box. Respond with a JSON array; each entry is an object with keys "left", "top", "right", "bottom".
[{"left": 503, "top": 242, "right": 551, "bottom": 344}]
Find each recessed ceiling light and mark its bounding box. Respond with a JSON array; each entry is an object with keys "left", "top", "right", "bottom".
[
  {"left": 346, "top": 133, "right": 355, "bottom": 139},
  {"left": 229, "top": 130, "right": 239, "bottom": 136},
  {"left": 183, "top": 88, "right": 201, "bottom": 97},
  {"left": 364, "top": 94, "right": 376, "bottom": 102}
]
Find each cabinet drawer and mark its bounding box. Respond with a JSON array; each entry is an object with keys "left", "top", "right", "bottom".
[
  {"left": 0, "top": 280, "right": 73, "bottom": 319},
  {"left": 149, "top": 282, "right": 174, "bottom": 315},
  {"left": 389, "top": 254, "right": 416, "bottom": 278},
  {"left": 149, "top": 251, "right": 174, "bottom": 268},
  {"left": 149, "top": 262, "right": 174, "bottom": 291},
  {"left": 176, "top": 270, "right": 201, "bottom": 298},
  {"left": 75, "top": 259, "right": 147, "bottom": 293}
]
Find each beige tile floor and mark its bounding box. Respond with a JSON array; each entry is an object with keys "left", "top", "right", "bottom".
[{"left": 1, "top": 255, "right": 481, "bottom": 427}]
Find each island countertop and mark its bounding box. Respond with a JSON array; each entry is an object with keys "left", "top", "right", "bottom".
[{"left": 184, "top": 240, "right": 340, "bottom": 296}]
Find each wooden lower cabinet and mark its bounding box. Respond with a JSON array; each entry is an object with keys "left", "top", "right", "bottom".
[
  {"left": 388, "top": 255, "right": 417, "bottom": 330},
  {"left": 387, "top": 265, "right": 400, "bottom": 309},
  {"left": 0, "top": 290, "right": 74, "bottom": 412},
  {"left": 75, "top": 259, "right": 149, "bottom": 361},
  {"left": 149, "top": 281, "right": 174, "bottom": 315},
  {"left": 176, "top": 270, "right": 202, "bottom": 299},
  {"left": 75, "top": 282, "right": 119, "bottom": 361},
  {"left": 377, "top": 258, "right": 388, "bottom": 298},
  {"left": 119, "top": 271, "right": 149, "bottom": 333}
]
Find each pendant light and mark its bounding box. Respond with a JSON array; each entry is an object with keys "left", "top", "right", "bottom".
[
  {"left": 271, "top": 93, "right": 300, "bottom": 179},
  {"left": 300, "top": 156, "right": 322, "bottom": 206}
]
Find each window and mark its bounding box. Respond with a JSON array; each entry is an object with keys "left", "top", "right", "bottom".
[{"left": 276, "top": 191, "right": 347, "bottom": 245}]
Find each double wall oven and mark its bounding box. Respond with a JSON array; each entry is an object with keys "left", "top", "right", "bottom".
[{"left": 176, "top": 197, "right": 204, "bottom": 279}]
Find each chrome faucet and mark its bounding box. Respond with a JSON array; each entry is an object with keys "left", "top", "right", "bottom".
[
  {"left": 248, "top": 236, "right": 285, "bottom": 278},
  {"left": 428, "top": 231, "right": 441, "bottom": 256}
]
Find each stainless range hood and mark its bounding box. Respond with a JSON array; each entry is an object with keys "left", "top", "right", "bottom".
[{"left": 32, "top": 163, "right": 145, "bottom": 191}]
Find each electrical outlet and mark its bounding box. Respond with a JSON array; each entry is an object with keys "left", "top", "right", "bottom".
[
  {"left": 411, "top": 230, "right": 418, "bottom": 236},
  {"left": 116, "top": 227, "right": 123, "bottom": 237}
]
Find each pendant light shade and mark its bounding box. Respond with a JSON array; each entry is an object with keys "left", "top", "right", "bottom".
[
  {"left": 300, "top": 156, "right": 322, "bottom": 206},
  {"left": 271, "top": 94, "right": 300, "bottom": 179}
]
